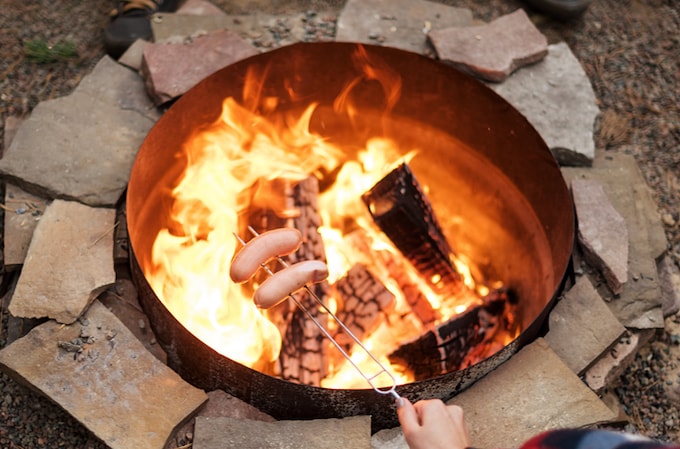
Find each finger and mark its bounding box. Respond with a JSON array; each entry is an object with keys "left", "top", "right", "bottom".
[
  {"left": 446, "top": 404, "right": 464, "bottom": 422},
  {"left": 397, "top": 398, "right": 421, "bottom": 430},
  {"left": 414, "top": 399, "right": 447, "bottom": 422}
]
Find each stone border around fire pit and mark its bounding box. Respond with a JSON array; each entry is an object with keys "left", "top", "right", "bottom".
[{"left": 1, "top": 1, "right": 678, "bottom": 449}]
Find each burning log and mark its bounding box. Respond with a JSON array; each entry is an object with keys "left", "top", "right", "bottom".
[
  {"left": 331, "top": 264, "right": 395, "bottom": 355},
  {"left": 378, "top": 251, "right": 440, "bottom": 327},
  {"left": 240, "top": 175, "right": 330, "bottom": 386},
  {"left": 387, "top": 288, "right": 517, "bottom": 380},
  {"left": 361, "top": 163, "right": 463, "bottom": 296},
  {"left": 344, "top": 230, "right": 440, "bottom": 328}
]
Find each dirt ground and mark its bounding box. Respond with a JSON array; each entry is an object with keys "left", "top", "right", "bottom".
[{"left": 0, "top": 0, "right": 678, "bottom": 447}]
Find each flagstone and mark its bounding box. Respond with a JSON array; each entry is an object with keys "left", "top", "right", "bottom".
[
  {"left": 141, "top": 28, "right": 258, "bottom": 105},
  {"left": 449, "top": 339, "right": 616, "bottom": 449},
  {"left": 544, "top": 276, "right": 626, "bottom": 374},
  {"left": 3, "top": 184, "right": 48, "bottom": 269},
  {"left": 336, "top": 0, "right": 472, "bottom": 54},
  {"left": 571, "top": 178, "right": 628, "bottom": 295},
  {"left": 658, "top": 254, "right": 680, "bottom": 316},
  {"left": 150, "top": 11, "right": 326, "bottom": 48},
  {"left": 118, "top": 38, "right": 150, "bottom": 71},
  {"left": 584, "top": 330, "right": 654, "bottom": 393},
  {"left": 177, "top": 0, "right": 227, "bottom": 16},
  {"left": 428, "top": 9, "right": 547, "bottom": 82},
  {"left": 562, "top": 156, "right": 665, "bottom": 329},
  {"left": 8, "top": 200, "right": 116, "bottom": 324},
  {"left": 0, "top": 301, "right": 208, "bottom": 449},
  {"left": 193, "top": 415, "right": 371, "bottom": 449},
  {"left": 490, "top": 42, "right": 599, "bottom": 166},
  {"left": 0, "top": 57, "right": 157, "bottom": 207},
  {"left": 2, "top": 115, "right": 24, "bottom": 158}
]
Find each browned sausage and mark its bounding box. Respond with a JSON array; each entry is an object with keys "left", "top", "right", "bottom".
[
  {"left": 254, "top": 260, "right": 329, "bottom": 309},
  {"left": 230, "top": 228, "right": 303, "bottom": 283}
]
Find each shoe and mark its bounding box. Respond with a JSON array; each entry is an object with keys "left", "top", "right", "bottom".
[
  {"left": 104, "top": 0, "right": 182, "bottom": 58},
  {"left": 522, "top": 0, "right": 594, "bottom": 19}
]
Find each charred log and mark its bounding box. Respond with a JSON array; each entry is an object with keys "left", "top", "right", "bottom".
[
  {"left": 344, "top": 229, "right": 439, "bottom": 327},
  {"left": 277, "top": 176, "right": 329, "bottom": 386},
  {"left": 331, "top": 264, "right": 395, "bottom": 354},
  {"left": 361, "top": 163, "right": 462, "bottom": 295},
  {"left": 387, "top": 288, "right": 516, "bottom": 380},
  {"left": 239, "top": 175, "right": 329, "bottom": 386}
]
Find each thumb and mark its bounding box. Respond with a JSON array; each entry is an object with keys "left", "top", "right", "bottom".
[{"left": 396, "top": 398, "right": 420, "bottom": 431}]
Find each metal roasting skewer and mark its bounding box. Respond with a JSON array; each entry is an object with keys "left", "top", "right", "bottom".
[{"left": 234, "top": 226, "right": 402, "bottom": 401}]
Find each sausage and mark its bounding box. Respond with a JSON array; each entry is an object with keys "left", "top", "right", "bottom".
[
  {"left": 254, "top": 260, "right": 329, "bottom": 309},
  {"left": 230, "top": 228, "right": 303, "bottom": 283}
]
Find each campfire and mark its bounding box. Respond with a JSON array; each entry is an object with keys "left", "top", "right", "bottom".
[{"left": 127, "top": 42, "right": 574, "bottom": 429}]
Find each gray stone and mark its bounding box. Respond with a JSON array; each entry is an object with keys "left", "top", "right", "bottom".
[
  {"left": 584, "top": 330, "right": 654, "bottom": 393},
  {"left": 428, "top": 9, "right": 547, "bottom": 82},
  {"left": 544, "top": 276, "right": 626, "bottom": 374},
  {"left": 658, "top": 254, "right": 680, "bottom": 317},
  {"left": 141, "top": 28, "right": 258, "bottom": 105},
  {"left": 8, "top": 200, "right": 116, "bottom": 324},
  {"left": 563, "top": 156, "right": 665, "bottom": 330},
  {"left": 177, "top": 0, "right": 227, "bottom": 16},
  {"left": 0, "top": 301, "right": 208, "bottom": 449},
  {"left": 594, "top": 152, "right": 668, "bottom": 260},
  {"left": 2, "top": 115, "right": 24, "bottom": 158},
  {"left": 450, "top": 338, "right": 616, "bottom": 449},
  {"left": 336, "top": 0, "right": 473, "bottom": 54},
  {"left": 571, "top": 178, "right": 628, "bottom": 295},
  {"left": 193, "top": 415, "right": 371, "bottom": 449},
  {"left": 200, "top": 390, "right": 276, "bottom": 421},
  {"left": 97, "top": 279, "right": 167, "bottom": 363},
  {"left": 151, "top": 11, "right": 319, "bottom": 49},
  {"left": 0, "top": 60, "right": 157, "bottom": 207},
  {"left": 3, "top": 184, "right": 48, "bottom": 269},
  {"left": 164, "top": 389, "right": 276, "bottom": 449},
  {"left": 490, "top": 42, "right": 599, "bottom": 166},
  {"left": 371, "top": 426, "right": 408, "bottom": 449},
  {"left": 117, "top": 38, "right": 150, "bottom": 71},
  {"left": 73, "top": 55, "right": 160, "bottom": 122}
]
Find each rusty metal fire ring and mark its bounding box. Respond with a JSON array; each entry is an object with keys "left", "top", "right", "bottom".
[{"left": 127, "top": 42, "right": 574, "bottom": 431}]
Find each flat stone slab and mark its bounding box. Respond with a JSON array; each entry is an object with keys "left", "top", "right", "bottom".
[
  {"left": 563, "top": 154, "right": 665, "bottom": 329},
  {"left": 151, "top": 11, "right": 335, "bottom": 49},
  {"left": 428, "top": 9, "right": 547, "bottom": 82},
  {"left": 490, "top": 42, "right": 599, "bottom": 166},
  {"left": 8, "top": 199, "right": 116, "bottom": 324},
  {"left": 97, "top": 279, "right": 167, "bottom": 363},
  {"left": 449, "top": 338, "right": 616, "bottom": 449},
  {"left": 3, "top": 184, "right": 48, "bottom": 269},
  {"left": 193, "top": 415, "right": 371, "bottom": 449},
  {"left": 2, "top": 115, "right": 24, "bottom": 158},
  {"left": 0, "top": 57, "right": 157, "bottom": 207},
  {"left": 141, "top": 28, "right": 258, "bottom": 105},
  {"left": 594, "top": 152, "right": 668, "bottom": 260},
  {"left": 572, "top": 178, "right": 629, "bottom": 295},
  {"left": 176, "top": 0, "right": 226, "bottom": 16},
  {"left": 584, "top": 329, "right": 654, "bottom": 393},
  {"left": 658, "top": 254, "right": 680, "bottom": 316},
  {"left": 545, "top": 276, "right": 626, "bottom": 374},
  {"left": 0, "top": 301, "right": 208, "bottom": 449},
  {"left": 336, "top": 0, "right": 473, "bottom": 54}
]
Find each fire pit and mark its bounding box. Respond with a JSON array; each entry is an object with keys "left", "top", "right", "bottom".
[{"left": 127, "top": 42, "right": 574, "bottom": 430}]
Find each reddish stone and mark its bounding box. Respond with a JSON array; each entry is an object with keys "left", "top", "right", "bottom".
[
  {"left": 428, "top": 9, "right": 548, "bottom": 82},
  {"left": 571, "top": 178, "right": 628, "bottom": 295},
  {"left": 141, "top": 29, "right": 258, "bottom": 105}
]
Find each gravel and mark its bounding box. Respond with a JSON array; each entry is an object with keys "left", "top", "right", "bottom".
[{"left": 1, "top": 0, "right": 679, "bottom": 447}]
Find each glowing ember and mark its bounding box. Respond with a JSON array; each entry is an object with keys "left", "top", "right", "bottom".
[{"left": 144, "top": 46, "right": 516, "bottom": 387}]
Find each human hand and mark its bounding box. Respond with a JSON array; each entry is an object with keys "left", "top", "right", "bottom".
[{"left": 397, "top": 398, "right": 471, "bottom": 449}]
